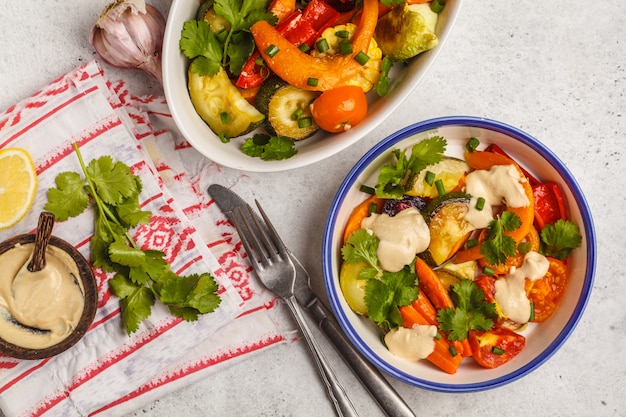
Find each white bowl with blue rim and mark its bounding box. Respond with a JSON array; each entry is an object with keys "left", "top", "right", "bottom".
[{"left": 322, "top": 116, "right": 596, "bottom": 392}]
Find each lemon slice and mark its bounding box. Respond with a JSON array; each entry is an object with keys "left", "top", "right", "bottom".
[{"left": 0, "top": 148, "right": 38, "bottom": 230}]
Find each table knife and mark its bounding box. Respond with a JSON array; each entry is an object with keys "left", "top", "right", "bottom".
[{"left": 208, "top": 184, "right": 416, "bottom": 417}]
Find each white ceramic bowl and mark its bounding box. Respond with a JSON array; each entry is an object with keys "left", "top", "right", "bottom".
[
  {"left": 162, "top": 0, "right": 463, "bottom": 172},
  {"left": 322, "top": 116, "right": 596, "bottom": 392}
]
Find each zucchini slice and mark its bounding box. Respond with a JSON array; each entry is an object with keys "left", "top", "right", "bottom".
[
  {"left": 256, "top": 77, "right": 320, "bottom": 140},
  {"left": 421, "top": 192, "right": 474, "bottom": 266},
  {"left": 188, "top": 67, "right": 264, "bottom": 139},
  {"left": 407, "top": 157, "right": 468, "bottom": 199}
]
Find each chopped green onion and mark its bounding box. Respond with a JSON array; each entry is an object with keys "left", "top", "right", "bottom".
[
  {"left": 339, "top": 40, "right": 353, "bottom": 55},
  {"left": 254, "top": 57, "right": 265, "bottom": 66},
  {"left": 291, "top": 108, "right": 304, "bottom": 121},
  {"left": 475, "top": 197, "right": 486, "bottom": 211},
  {"left": 466, "top": 238, "right": 478, "bottom": 248},
  {"left": 492, "top": 346, "right": 505, "bottom": 355},
  {"left": 482, "top": 266, "right": 495, "bottom": 276},
  {"left": 265, "top": 44, "right": 280, "bottom": 58},
  {"left": 430, "top": 0, "right": 446, "bottom": 13},
  {"left": 449, "top": 346, "right": 458, "bottom": 357},
  {"left": 434, "top": 332, "right": 442, "bottom": 340},
  {"left": 297, "top": 117, "right": 313, "bottom": 129},
  {"left": 335, "top": 30, "right": 350, "bottom": 38},
  {"left": 316, "top": 38, "right": 330, "bottom": 53},
  {"left": 465, "top": 136, "right": 480, "bottom": 152},
  {"left": 354, "top": 51, "right": 370, "bottom": 65},
  {"left": 529, "top": 302, "right": 535, "bottom": 321},
  {"left": 359, "top": 184, "right": 376, "bottom": 195},
  {"left": 518, "top": 241, "right": 532, "bottom": 255},
  {"left": 220, "top": 111, "right": 229, "bottom": 125},
  {"left": 307, "top": 77, "right": 319, "bottom": 87},
  {"left": 298, "top": 43, "right": 310, "bottom": 52},
  {"left": 424, "top": 171, "right": 436, "bottom": 186},
  {"left": 435, "top": 179, "right": 446, "bottom": 196},
  {"left": 368, "top": 202, "right": 378, "bottom": 215}
]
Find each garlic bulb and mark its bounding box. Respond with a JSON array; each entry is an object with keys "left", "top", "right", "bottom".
[{"left": 90, "top": 0, "right": 166, "bottom": 83}]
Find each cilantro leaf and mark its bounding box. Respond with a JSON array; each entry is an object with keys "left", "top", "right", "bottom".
[
  {"left": 226, "top": 31, "right": 255, "bottom": 76},
  {"left": 44, "top": 171, "right": 90, "bottom": 221},
  {"left": 180, "top": 20, "right": 223, "bottom": 76},
  {"left": 214, "top": 0, "right": 275, "bottom": 32},
  {"left": 437, "top": 279, "right": 497, "bottom": 341},
  {"left": 364, "top": 266, "right": 418, "bottom": 331},
  {"left": 541, "top": 219, "right": 582, "bottom": 260},
  {"left": 86, "top": 156, "right": 138, "bottom": 205},
  {"left": 480, "top": 211, "right": 521, "bottom": 265},
  {"left": 242, "top": 135, "right": 297, "bottom": 160},
  {"left": 341, "top": 229, "right": 383, "bottom": 276},
  {"left": 376, "top": 136, "right": 447, "bottom": 198}
]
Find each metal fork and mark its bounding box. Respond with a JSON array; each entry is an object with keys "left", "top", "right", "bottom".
[{"left": 231, "top": 202, "right": 359, "bottom": 417}]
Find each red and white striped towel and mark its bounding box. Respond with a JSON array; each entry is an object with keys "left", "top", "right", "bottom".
[{"left": 0, "top": 61, "right": 294, "bottom": 417}]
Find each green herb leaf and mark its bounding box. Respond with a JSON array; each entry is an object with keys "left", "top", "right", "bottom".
[
  {"left": 180, "top": 19, "right": 223, "bottom": 76},
  {"left": 44, "top": 171, "right": 90, "bottom": 221},
  {"left": 341, "top": 228, "right": 383, "bottom": 277},
  {"left": 480, "top": 211, "right": 521, "bottom": 265},
  {"left": 85, "top": 156, "right": 138, "bottom": 205},
  {"left": 376, "top": 56, "right": 394, "bottom": 96},
  {"left": 364, "top": 266, "right": 418, "bottom": 331},
  {"left": 437, "top": 279, "right": 497, "bottom": 341},
  {"left": 242, "top": 135, "right": 297, "bottom": 160},
  {"left": 540, "top": 219, "right": 582, "bottom": 259},
  {"left": 376, "top": 136, "right": 447, "bottom": 198}
]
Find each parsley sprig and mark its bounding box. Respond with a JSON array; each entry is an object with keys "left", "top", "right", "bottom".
[
  {"left": 45, "top": 144, "right": 221, "bottom": 334},
  {"left": 376, "top": 136, "right": 446, "bottom": 198},
  {"left": 540, "top": 219, "right": 582, "bottom": 260},
  {"left": 342, "top": 229, "right": 418, "bottom": 331},
  {"left": 242, "top": 134, "right": 297, "bottom": 160},
  {"left": 480, "top": 211, "right": 522, "bottom": 265},
  {"left": 180, "top": 0, "right": 276, "bottom": 77},
  {"left": 437, "top": 279, "right": 498, "bottom": 341}
]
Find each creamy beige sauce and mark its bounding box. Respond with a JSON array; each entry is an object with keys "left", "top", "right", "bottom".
[
  {"left": 494, "top": 251, "right": 550, "bottom": 324},
  {"left": 384, "top": 324, "right": 437, "bottom": 361},
  {"left": 464, "top": 164, "right": 530, "bottom": 229},
  {"left": 0, "top": 243, "right": 85, "bottom": 349},
  {"left": 361, "top": 208, "right": 430, "bottom": 272}
]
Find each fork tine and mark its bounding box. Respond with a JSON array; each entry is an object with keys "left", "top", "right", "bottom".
[
  {"left": 230, "top": 206, "right": 264, "bottom": 270},
  {"left": 254, "top": 200, "right": 289, "bottom": 258}
]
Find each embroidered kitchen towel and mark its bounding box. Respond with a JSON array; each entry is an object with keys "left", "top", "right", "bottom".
[{"left": 0, "top": 60, "right": 293, "bottom": 417}]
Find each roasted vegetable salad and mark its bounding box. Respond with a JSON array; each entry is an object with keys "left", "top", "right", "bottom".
[
  {"left": 180, "top": 0, "right": 442, "bottom": 160},
  {"left": 339, "top": 136, "right": 583, "bottom": 373}
]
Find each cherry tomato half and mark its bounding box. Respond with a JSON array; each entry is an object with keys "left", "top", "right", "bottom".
[
  {"left": 310, "top": 85, "right": 368, "bottom": 133},
  {"left": 532, "top": 182, "right": 568, "bottom": 230},
  {"left": 469, "top": 327, "right": 526, "bottom": 369},
  {"left": 526, "top": 257, "right": 568, "bottom": 322}
]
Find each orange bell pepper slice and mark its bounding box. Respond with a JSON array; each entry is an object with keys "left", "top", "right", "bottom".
[{"left": 250, "top": 0, "right": 379, "bottom": 91}]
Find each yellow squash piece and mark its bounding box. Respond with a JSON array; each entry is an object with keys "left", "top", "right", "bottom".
[
  {"left": 0, "top": 148, "right": 38, "bottom": 230},
  {"left": 188, "top": 67, "right": 265, "bottom": 139}
]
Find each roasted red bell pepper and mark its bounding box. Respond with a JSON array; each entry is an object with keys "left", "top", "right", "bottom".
[
  {"left": 236, "top": 0, "right": 340, "bottom": 89},
  {"left": 250, "top": 0, "right": 378, "bottom": 91},
  {"left": 532, "top": 181, "right": 567, "bottom": 229}
]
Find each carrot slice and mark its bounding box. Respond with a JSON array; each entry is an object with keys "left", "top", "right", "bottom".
[
  {"left": 399, "top": 304, "right": 463, "bottom": 374},
  {"left": 415, "top": 258, "right": 472, "bottom": 357},
  {"left": 342, "top": 195, "right": 383, "bottom": 244}
]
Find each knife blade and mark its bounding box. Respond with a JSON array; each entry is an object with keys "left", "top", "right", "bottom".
[{"left": 208, "top": 184, "right": 416, "bottom": 417}]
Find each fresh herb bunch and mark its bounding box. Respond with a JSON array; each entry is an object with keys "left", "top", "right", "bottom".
[
  {"left": 342, "top": 229, "right": 418, "bottom": 331},
  {"left": 180, "top": 0, "right": 277, "bottom": 77},
  {"left": 376, "top": 136, "right": 446, "bottom": 198},
  {"left": 44, "top": 144, "right": 221, "bottom": 334},
  {"left": 437, "top": 279, "right": 498, "bottom": 341}
]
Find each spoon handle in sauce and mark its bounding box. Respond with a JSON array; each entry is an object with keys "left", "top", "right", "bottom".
[{"left": 27, "top": 212, "right": 55, "bottom": 272}]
